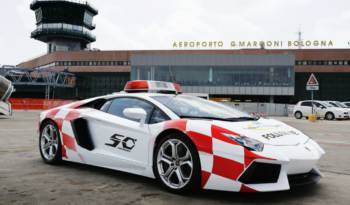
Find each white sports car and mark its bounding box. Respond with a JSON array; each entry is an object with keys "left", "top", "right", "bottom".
[{"left": 38, "top": 80, "right": 325, "bottom": 193}]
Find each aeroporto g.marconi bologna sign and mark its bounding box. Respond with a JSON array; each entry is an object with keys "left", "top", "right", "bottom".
[{"left": 172, "top": 40, "right": 336, "bottom": 49}]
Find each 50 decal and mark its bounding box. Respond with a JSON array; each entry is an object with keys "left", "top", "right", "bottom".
[{"left": 105, "top": 134, "right": 137, "bottom": 152}]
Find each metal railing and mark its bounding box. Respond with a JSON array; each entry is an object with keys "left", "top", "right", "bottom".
[{"left": 0, "top": 66, "right": 76, "bottom": 88}]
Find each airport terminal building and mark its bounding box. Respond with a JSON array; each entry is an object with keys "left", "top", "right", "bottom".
[
  {"left": 7, "top": 0, "right": 350, "bottom": 103},
  {"left": 15, "top": 49, "right": 350, "bottom": 103}
]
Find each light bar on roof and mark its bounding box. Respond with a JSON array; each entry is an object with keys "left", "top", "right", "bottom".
[{"left": 124, "top": 80, "right": 181, "bottom": 93}]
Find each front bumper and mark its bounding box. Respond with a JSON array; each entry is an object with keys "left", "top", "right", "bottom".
[
  {"left": 238, "top": 139, "right": 324, "bottom": 192},
  {"left": 336, "top": 113, "right": 349, "bottom": 119},
  {"left": 236, "top": 161, "right": 322, "bottom": 192},
  {"left": 288, "top": 169, "right": 321, "bottom": 187},
  {"left": 201, "top": 138, "right": 324, "bottom": 192}
]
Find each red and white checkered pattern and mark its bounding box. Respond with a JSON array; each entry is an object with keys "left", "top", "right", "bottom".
[
  {"left": 164, "top": 119, "right": 275, "bottom": 192},
  {"left": 44, "top": 105, "right": 84, "bottom": 162}
]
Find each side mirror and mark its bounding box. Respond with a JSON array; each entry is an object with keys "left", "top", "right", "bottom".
[{"left": 123, "top": 108, "right": 147, "bottom": 126}]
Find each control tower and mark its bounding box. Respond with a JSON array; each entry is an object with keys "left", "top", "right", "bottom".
[{"left": 30, "top": 0, "right": 98, "bottom": 53}]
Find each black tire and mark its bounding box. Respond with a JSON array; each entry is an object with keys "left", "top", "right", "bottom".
[
  {"left": 294, "top": 111, "right": 303, "bottom": 119},
  {"left": 153, "top": 133, "right": 201, "bottom": 194},
  {"left": 39, "top": 120, "right": 62, "bottom": 164},
  {"left": 325, "top": 112, "right": 335, "bottom": 120}
]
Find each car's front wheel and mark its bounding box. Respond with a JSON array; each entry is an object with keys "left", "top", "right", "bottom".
[
  {"left": 294, "top": 111, "right": 303, "bottom": 119},
  {"left": 325, "top": 112, "right": 335, "bottom": 120},
  {"left": 39, "top": 120, "right": 62, "bottom": 164},
  {"left": 153, "top": 133, "right": 201, "bottom": 193}
]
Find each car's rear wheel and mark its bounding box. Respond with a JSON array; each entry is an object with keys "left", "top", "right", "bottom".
[
  {"left": 153, "top": 133, "right": 201, "bottom": 193},
  {"left": 294, "top": 111, "right": 303, "bottom": 119},
  {"left": 39, "top": 121, "right": 62, "bottom": 164},
  {"left": 325, "top": 112, "right": 335, "bottom": 120}
]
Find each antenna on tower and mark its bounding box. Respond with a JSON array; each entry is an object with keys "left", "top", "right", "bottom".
[{"left": 297, "top": 25, "right": 303, "bottom": 49}]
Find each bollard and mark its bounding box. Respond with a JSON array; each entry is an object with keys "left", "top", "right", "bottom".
[{"left": 308, "top": 114, "right": 317, "bottom": 122}]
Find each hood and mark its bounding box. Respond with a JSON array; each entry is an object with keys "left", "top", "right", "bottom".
[
  {"left": 210, "top": 118, "right": 309, "bottom": 146},
  {"left": 331, "top": 107, "right": 347, "bottom": 112},
  {"left": 335, "top": 107, "right": 344, "bottom": 111}
]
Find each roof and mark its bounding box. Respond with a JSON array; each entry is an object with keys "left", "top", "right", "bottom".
[
  {"left": 30, "top": 0, "right": 98, "bottom": 15},
  {"left": 99, "top": 91, "right": 176, "bottom": 101},
  {"left": 17, "top": 49, "right": 350, "bottom": 73},
  {"left": 58, "top": 66, "right": 130, "bottom": 73}
]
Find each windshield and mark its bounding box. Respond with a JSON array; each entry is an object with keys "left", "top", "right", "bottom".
[
  {"left": 328, "top": 102, "right": 340, "bottom": 107},
  {"left": 320, "top": 102, "right": 332, "bottom": 107},
  {"left": 151, "top": 95, "right": 252, "bottom": 120},
  {"left": 335, "top": 102, "right": 348, "bottom": 108}
]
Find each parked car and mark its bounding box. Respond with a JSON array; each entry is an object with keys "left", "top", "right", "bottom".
[
  {"left": 325, "top": 101, "right": 350, "bottom": 115},
  {"left": 293, "top": 100, "right": 349, "bottom": 120},
  {"left": 338, "top": 102, "right": 350, "bottom": 108},
  {"left": 343, "top": 102, "right": 350, "bottom": 107}
]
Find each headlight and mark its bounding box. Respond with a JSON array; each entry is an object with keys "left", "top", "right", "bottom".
[{"left": 222, "top": 133, "right": 264, "bottom": 152}]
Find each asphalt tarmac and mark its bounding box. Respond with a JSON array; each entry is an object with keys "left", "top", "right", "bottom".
[{"left": 1, "top": 111, "right": 349, "bottom": 205}]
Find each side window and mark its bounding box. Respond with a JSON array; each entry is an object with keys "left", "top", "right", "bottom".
[
  {"left": 100, "top": 100, "right": 112, "bottom": 112},
  {"left": 301, "top": 101, "right": 312, "bottom": 107},
  {"left": 150, "top": 108, "right": 170, "bottom": 124},
  {"left": 313, "top": 102, "right": 321, "bottom": 107},
  {"left": 107, "top": 98, "right": 154, "bottom": 122},
  {"left": 329, "top": 102, "right": 337, "bottom": 107}
]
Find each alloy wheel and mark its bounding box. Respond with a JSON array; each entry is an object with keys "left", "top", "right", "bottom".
[
  {"left": 157, "top": 139, "right": 193, "bottom": 189},
  {"left": 295, "top": 112, "right": 302, "bottom": 119},
  {"left": 40, "top": 124, "right": 59, "bottom": 160},
  {"left": 326, "top": 112, "right": 334, "bottom": 120}
]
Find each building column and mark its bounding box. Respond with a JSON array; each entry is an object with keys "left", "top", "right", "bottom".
[{"left": 269, "top": 95, "right": 274, "bottom": 103}]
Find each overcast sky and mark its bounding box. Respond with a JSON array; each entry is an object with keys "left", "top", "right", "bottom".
[{"left": 1, "top": 0, "right": 350, "bottom": 65}]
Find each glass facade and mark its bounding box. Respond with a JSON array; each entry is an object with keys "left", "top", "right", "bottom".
[
  {"left": 83, "top": 11, "right": 94, "bottom": 27},
  {"left": 76, "top": 72, "right": 130, "bottom": 98},
  {"left": 295, "top": 73, "right": 350, "bottom": 102},
  {"left": 31, "top": 23, "right": 96, "bottom": 42},
  {"left": 132, "top": 66, "right": 294, "bottom": 87},
  {"left": 35, "top": 8, "right": 43, "bottom": 23}
]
